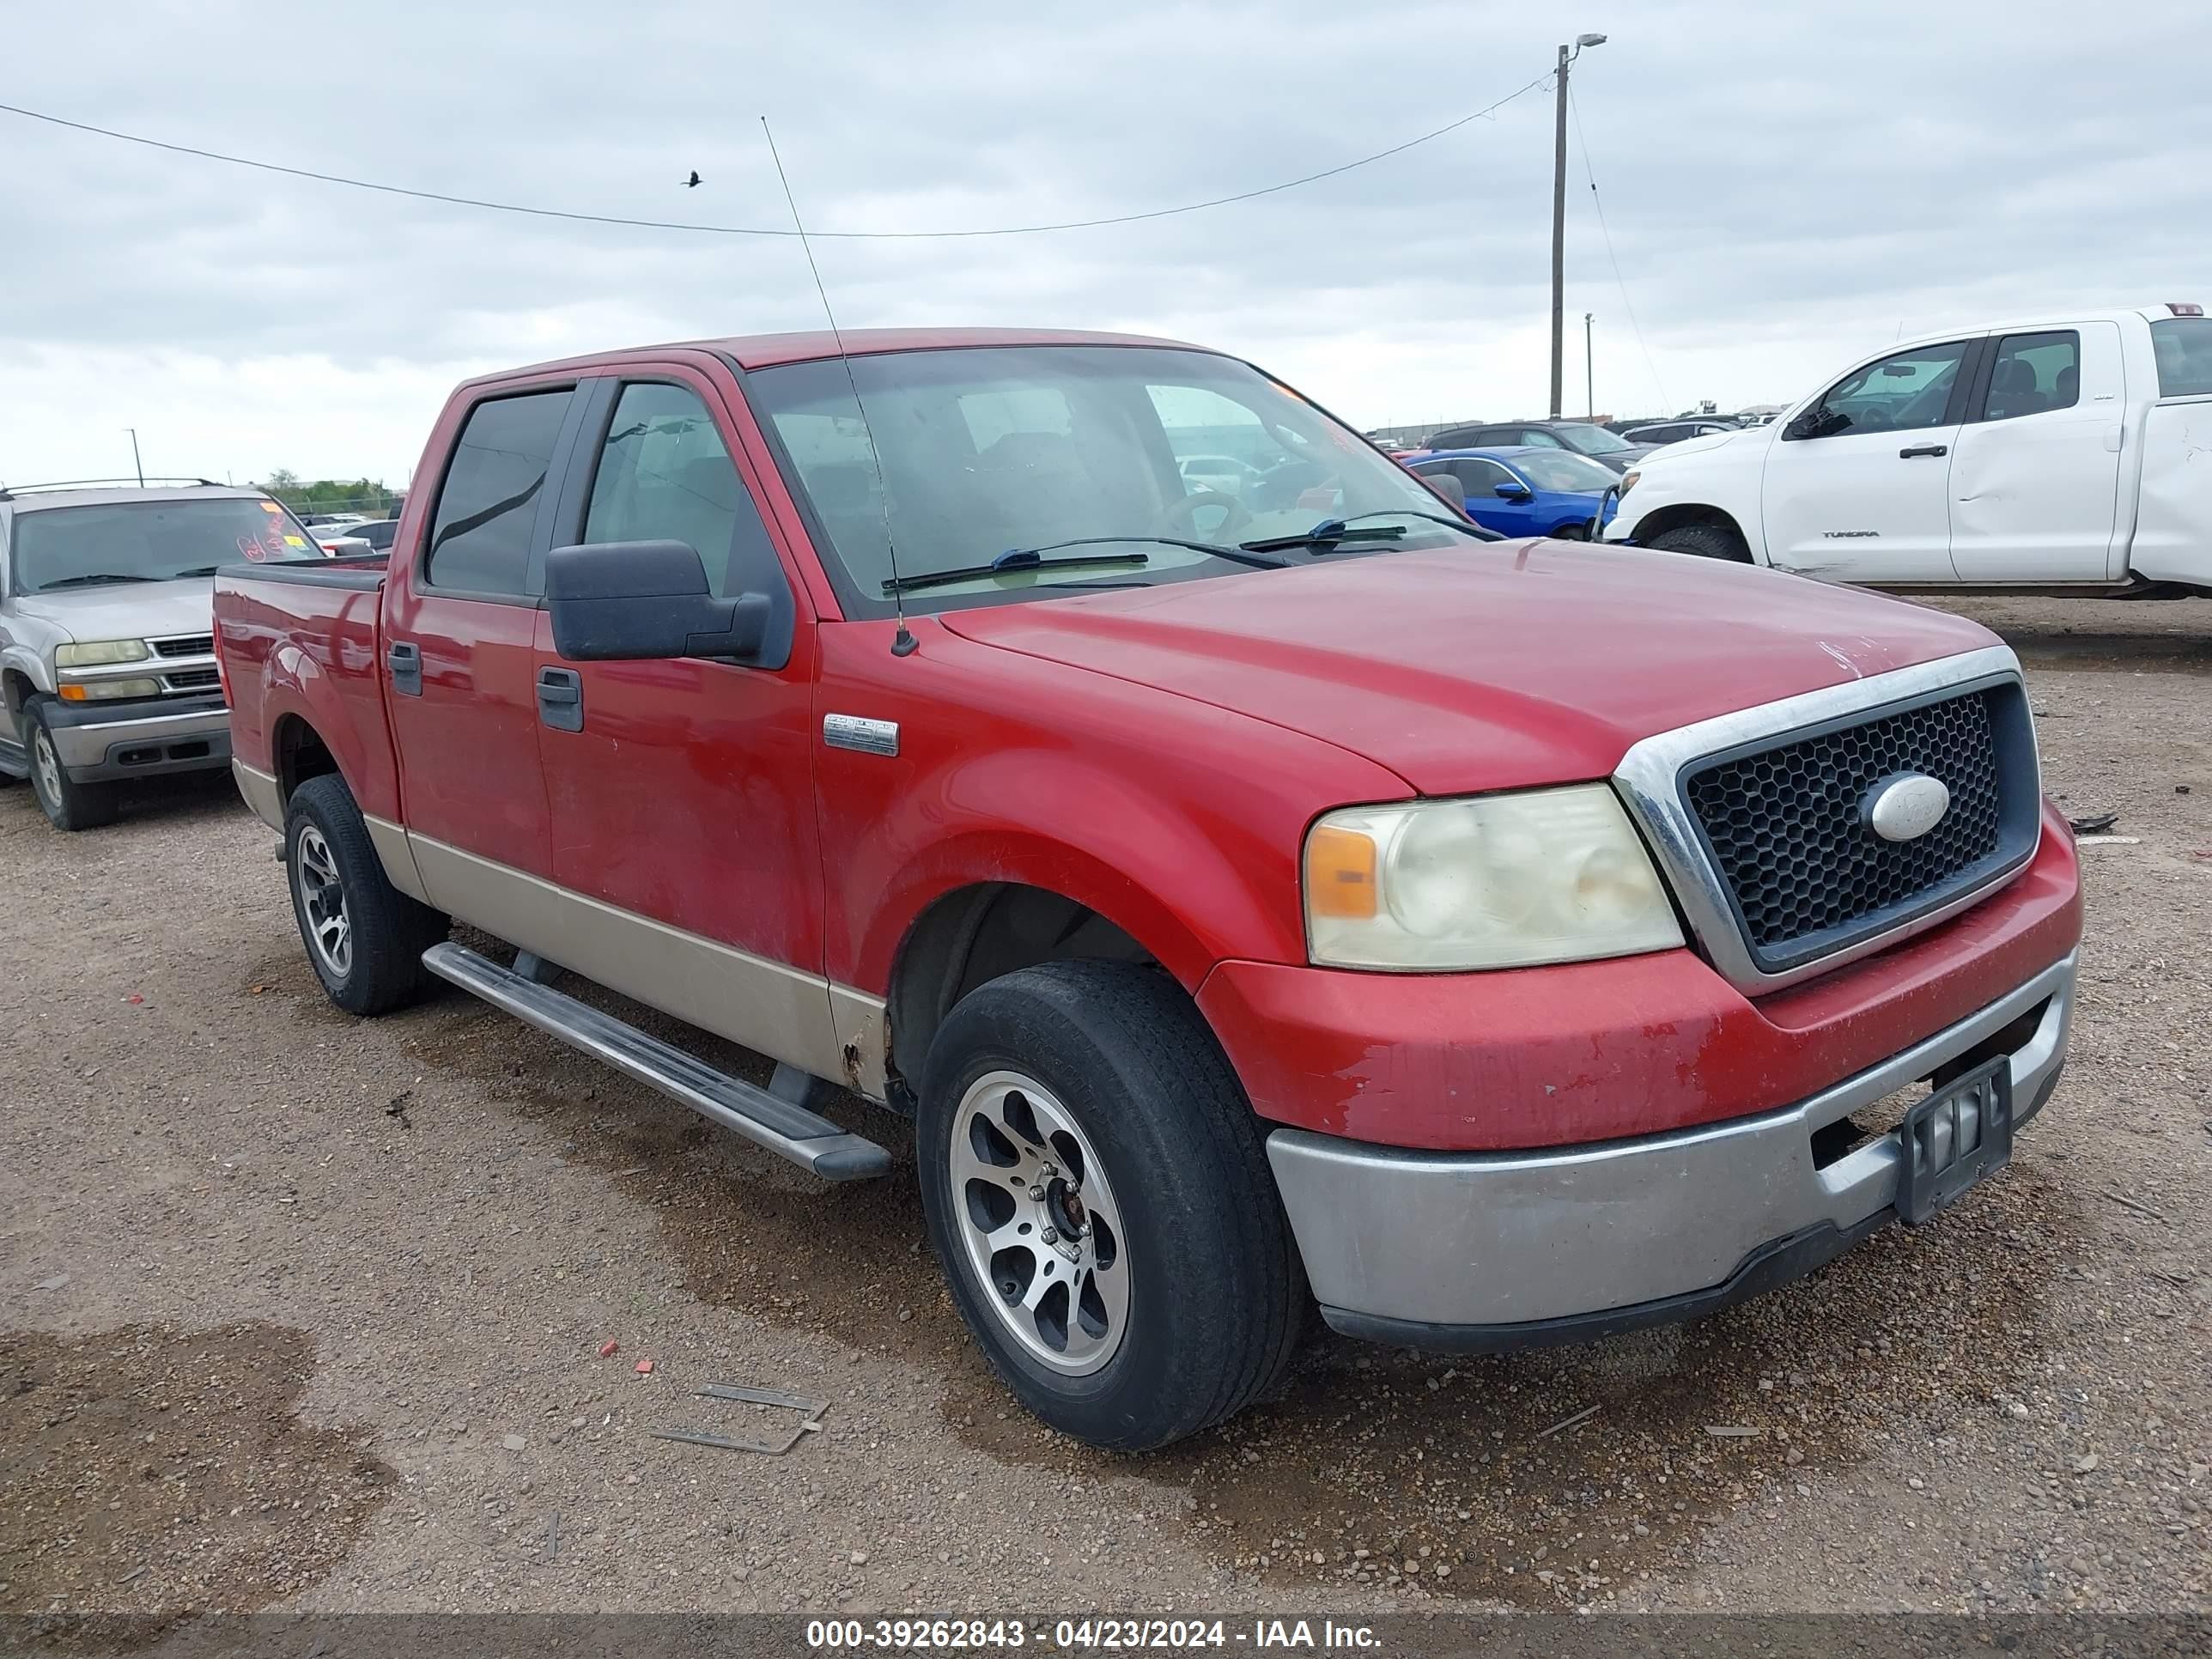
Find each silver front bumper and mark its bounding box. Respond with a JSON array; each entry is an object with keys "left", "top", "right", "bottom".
[
  {"left": 1266, "top": 948, "right": 2075, "bottom": 1340},
  {"left": 50, "top": 704, "right": 233, "bottom": 776}
]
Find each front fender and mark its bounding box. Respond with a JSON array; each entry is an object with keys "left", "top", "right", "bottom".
[
  {"left": 1, "top": 641, "right": 55, "bottom": 708},
  {"left": 856, "top": 750, "right": 1297, "bottom": 994},
  {"left": 817, "top": 620, "right": 1412, "bottom": 999}
]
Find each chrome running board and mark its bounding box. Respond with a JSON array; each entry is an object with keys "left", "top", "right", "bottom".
[{"left": 422, "top": 941, "right": 890, "bottom": 1182}]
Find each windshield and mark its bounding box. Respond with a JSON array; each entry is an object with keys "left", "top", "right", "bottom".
[
  {"left": 12, "top": 497, "right": 325, "bottom": 593},
  {"left": 744, "top": 345, "right": 1470, "bottom": 614},
  {"left": 2152, "top": 319, "right": 2212, "bottom": 398},
  {"left": 1547, "top": 423, "right": 1634, "bottom": 456},
  {"left": 1509, "top": 451, "right": 1621, "bottom": 493}
]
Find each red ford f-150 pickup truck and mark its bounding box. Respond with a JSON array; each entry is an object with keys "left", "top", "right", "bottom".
[{"left": 215, "top": 328, "right": 2082, "bottom": 1449}]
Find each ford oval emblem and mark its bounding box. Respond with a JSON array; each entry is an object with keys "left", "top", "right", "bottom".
[{"left": 1863, "top": 772, "right": 1951, "bottom": 842}]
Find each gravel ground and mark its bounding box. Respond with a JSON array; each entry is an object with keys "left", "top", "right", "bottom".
[{"left": 0, "top": 593, "right": 2205, "bottom": 1622}]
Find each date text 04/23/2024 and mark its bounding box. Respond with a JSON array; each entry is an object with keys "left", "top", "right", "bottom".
[{"left": 804, "top": 1619, "right": 1382, "bottom": 1650}]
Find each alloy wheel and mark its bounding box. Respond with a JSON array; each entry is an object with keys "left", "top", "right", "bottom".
[
  {"left": 294, "top": 824, "right": 353, "bottom": 979},
  {"left": 947, "top": 1070, "right": 1129, "bottom": 1376}
]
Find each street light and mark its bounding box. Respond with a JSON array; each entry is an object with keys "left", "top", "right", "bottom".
[{"left": 1550, "top": 33, "right": 1607, "bottom": 418}]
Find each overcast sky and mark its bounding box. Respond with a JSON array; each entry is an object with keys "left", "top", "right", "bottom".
[{"left": 4, "top": 0, "right": 2209, "bottom": 485}]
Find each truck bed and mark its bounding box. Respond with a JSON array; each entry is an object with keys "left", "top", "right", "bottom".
[
  {"left": 213, "top": 555, "right": 401, "bottom": 821},
  {"left": 2126, "top": 394, "right": 2212, "bottom": 587}
]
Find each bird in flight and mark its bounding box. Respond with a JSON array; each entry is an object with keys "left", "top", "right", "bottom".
[{"left": 685, "top": 170, "right": 702, "bottom": 188}]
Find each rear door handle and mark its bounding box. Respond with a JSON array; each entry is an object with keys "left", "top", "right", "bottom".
[
  {"left": 1899, "top": 444, "right": 1948, "bottom": 459},
  {"left": 386, "top": 641, "right": 422, "bottom": 697},
  {"left": 537, "top": 665, "right": 583, "bottom": 732}
]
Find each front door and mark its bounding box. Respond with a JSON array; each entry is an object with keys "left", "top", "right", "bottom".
[
  {"left": 1459, "top": 456, "right": 1549, "bottom": 537},
  {"left": 1947, "top": 324, "right": 2124, "bottom": 582},
  {"left": 1760, "top": 337, "right": 1978, "bottom": 582},
  {"left": 383, "top": 383, "right": 581, "bottom": 889},
  {"left": 532, "top": 368, "right": 835, "bottom": 1073}
]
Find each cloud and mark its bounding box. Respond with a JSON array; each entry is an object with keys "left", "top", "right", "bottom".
[{"left": 3, "top": 0, "right": 2210, "bottom": 481}]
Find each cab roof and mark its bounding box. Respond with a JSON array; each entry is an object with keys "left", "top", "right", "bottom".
[
  {"left": 0, "top": 483, "right": 268, "bottom": 514},
  {"left": 471, "top": 326, "right": 1219, "bottom": 386}
]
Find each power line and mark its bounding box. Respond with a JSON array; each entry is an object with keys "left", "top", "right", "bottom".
[
  {"left": 0, "top": 72, "right": 1553, "bottom": 242},
  {"left": 1565, "top": 80, "right": 1669, "bottom": 412}
]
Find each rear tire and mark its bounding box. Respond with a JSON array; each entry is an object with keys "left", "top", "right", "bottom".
[
  {"left": 22, "top": 701, "right": 119, "bottom": 831},
  {"left": 284, "top": 773, "right": 447, "bottom": 1016},
  {"left": 1647, "top": 521, "right": 1750, "bottom": 562},
  {"left": 918, "top": 960, "right": 1304, "bottom": 1450}
]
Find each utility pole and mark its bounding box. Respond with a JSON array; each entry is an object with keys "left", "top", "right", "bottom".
[
  {"left": 125, "top": 428, "right": 144, "bottom": 487},
  {"left": 1583, "top": 313, "right": 1595, "bottom": 417},
  {"left": 1550, "top": 33, "right": 1607, "bottom": 419}
]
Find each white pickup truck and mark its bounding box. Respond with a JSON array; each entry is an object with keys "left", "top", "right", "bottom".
[{"left": 1605, "top": 303, "right": 2212, "bottom": 593}]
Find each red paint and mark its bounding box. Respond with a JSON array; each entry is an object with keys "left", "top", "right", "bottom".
[
  {"left": 216, "top": 331, "right": 2084, "bottom": 1164},
  {"left": 940, "top": 547, "right": 1991, "bottom": 796}
]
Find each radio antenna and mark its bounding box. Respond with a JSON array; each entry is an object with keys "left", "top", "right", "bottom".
[{"left": 760, "top": 116, "right": 916, "bottom": 657}]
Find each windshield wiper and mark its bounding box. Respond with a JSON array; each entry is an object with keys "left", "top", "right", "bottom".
[
  {"left": 1239, "top": 520, "right": 1407, "bottom": 553},
  {"left": 173, "top": 565, "right": 222, "bottom": 578},
  {"left": 34, "top": 573, "right": 160, "bottom": 589},
  {"left": 1288, "top": 509, "right": 1504, "bottom": 550},
  {"left": 882, "top": 536, "right": 1286, "bottom": 596}
]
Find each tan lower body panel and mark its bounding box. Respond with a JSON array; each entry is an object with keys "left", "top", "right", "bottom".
[
  {"left": 364, "top": 816, "right": 432, "bottom": 904},
  {"left": 407, "top": 834, "right": 886, "bottom": 1101},
  {"left": 232, "top": 760, "right": 284, "bottom": 832}
]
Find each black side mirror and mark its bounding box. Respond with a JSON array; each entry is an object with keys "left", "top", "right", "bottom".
[
  {"left": 1494, "top": 482, "right": 1534, "bottom": 500},
  {"left": 545, "top": 540, "right": 770, "bottom": 662},
  {"left": 1784, "top": 409, "right": 1847, "bottom": 441}
]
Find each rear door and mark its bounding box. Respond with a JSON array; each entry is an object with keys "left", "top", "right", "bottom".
[
  {"left": 382, "top": 382, "right": 582, "bottom": 886},
  {"left": 1759, "top": 337, "right": 1978, "bottom": 581},
  {"left": 1947, "top": 324, "right": 2124, "bottom": 581}
]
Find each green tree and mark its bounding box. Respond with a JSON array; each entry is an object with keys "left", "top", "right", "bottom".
[{"left": 255, "top": 473, "right": 400, "bottom": 517}]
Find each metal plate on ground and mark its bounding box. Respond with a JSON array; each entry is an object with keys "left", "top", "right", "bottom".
[{"left": 650, "top": 1382, "right": 830, "bottom": 1455}]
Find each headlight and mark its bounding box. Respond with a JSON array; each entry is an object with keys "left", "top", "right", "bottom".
[
  {"left": 56, "top": 639, "right": 150, "bottom": 667},
  {"left": 58, "top": 678, "right": 162, "bottom": 702},
  {"left": 1303, "top": 785, "right": 1683, "bottom": 970},
  {"left": 1617, "top": 470, "right": 1641, "bottom": 498}
]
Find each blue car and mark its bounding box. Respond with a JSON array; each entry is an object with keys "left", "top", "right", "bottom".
[{"left": 1407, "top": 447, "right": 1620, "bottom": 540}]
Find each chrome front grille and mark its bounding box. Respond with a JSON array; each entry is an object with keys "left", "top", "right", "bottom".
[
  {"left": 1684, "top": 687, "right": 2016, "bottom": 966},
  {"left": 1612, "top": 647, "right": 2043, "bottom": 994}
]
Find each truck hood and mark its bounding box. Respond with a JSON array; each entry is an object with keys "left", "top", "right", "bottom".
[
  {"left": 1643, "top": 428, "right": 1754, "bottom": 463},
  {"left": 937, "top": 542, "right": 1996, "bottom": 795},
  {"left": 10, "top": 580, "right": 214, "bottom": 645}
]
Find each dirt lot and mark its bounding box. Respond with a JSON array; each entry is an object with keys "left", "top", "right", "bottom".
[{"left": 1, "top": 594, "right": 2207, "bottom": 1623}]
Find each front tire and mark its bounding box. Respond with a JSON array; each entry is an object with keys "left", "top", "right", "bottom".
[
  {"left": 22, "top": 701, "right": 118, "bottom": 831},
  {"left": 1647, "top": 521, "right": 1750, "bottom": 562},
  {"left": 285, "top": 773, "right": 447, "bottom": 1015},
  {"left": 918, "top": 960, "right": 1304, "bottom": 1450}
]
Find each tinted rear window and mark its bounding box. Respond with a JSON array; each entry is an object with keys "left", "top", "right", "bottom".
[
  {"left": 2152, "top": 319, "right": 2212, "bottom": 398},
  {"left": 12, "top": 497, "right": 324, "bottom": 593},
  {"left": 424, "top": 389, "right": 571, "bottom": 594}
]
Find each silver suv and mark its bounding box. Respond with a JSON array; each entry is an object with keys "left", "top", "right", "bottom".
[{"left": 0, "top": 480, "right": 325, "bottom": 830}]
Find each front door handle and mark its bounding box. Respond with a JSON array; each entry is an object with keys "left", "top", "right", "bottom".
[
  {"left": 536, "top": 665, "right": 583, "bottom": 732},
  {"left": 1899, "top": 443, "right": 1948, "bottom": 459},
  {"left": 386, "top": 641, "right": 422, "bottom": 696}
]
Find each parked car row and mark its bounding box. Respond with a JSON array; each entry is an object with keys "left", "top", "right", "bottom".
[{"left": 165, "top": 324, "right": 2077, "bottom": 1452}]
